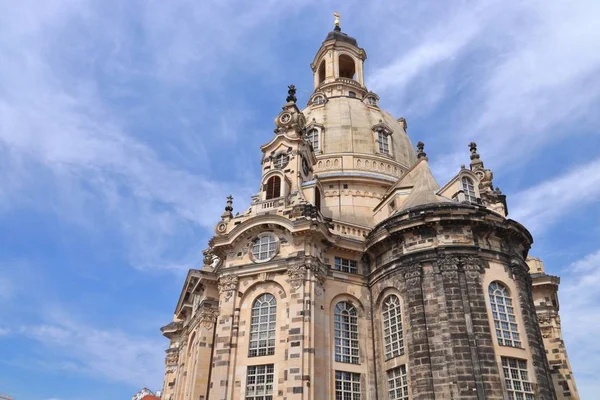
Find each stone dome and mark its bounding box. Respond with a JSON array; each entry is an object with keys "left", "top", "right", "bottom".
[{"left": 302, "top": 97, "right": 417, "bottom": 176}]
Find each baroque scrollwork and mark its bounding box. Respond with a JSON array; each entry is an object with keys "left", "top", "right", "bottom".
[
  {"left": 218, "top": 274, "right": 238, "bottom": 300},
  {"left": 287, "top": 264, "right": 306, "bottom": 290},
  {"left": 438, "top": 255, "right": 460, "bottom": 280},
  {"left": 462, "top": 255, "right": 482, "bottom": 279},
  {"left": 198, "top": 304, "right": 220, "bottom": 329}
]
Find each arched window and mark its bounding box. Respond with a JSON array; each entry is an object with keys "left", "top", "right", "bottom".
[
  {"left": 318, "top": 60, "right": 326, "bottom": 84},
  {"left": 265, "top": 176, "right": 281, "bottom": 200},
  {"left": 489, "top": 282, "right": 521, "bottom": 348},
  {"left": 334, "top": 301, "right": 359, "bottom": 364},
  {"left": 367, "top": 96, "right": 377, "bottom": 106},
  {"left": 305, "top": 128, "right": 319, "bottom": 151},
  {"left": 315, "top": 187, "right": 321, "bottom": 212},
  {"left": 378, "top": 131, "right": 390, "bottom": 155},
  {"left": 339, "top": 54, "right": 356, "bottom": 79},
  {"left": 461, "top": 176, "right": 477, "bottom": 203},
  {"left": 382, "top": 295, "right": 404, "bottom": 359},
  {"left": 249, "top": 293, "right": 277, "bottom": 357},
  {"left": 313, "top": 95, "right": 325, "bottom": 105}
]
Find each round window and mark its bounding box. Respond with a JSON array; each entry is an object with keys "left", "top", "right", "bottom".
[
  {"left": 251, "top": 235, "right": 278, "bottom": 261},
  {"left": 273, "top": 153, "right": 289, "bottom": 169}
]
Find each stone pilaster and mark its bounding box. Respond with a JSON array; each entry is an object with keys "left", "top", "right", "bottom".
[
  {"left": 403, "top": 263, "right": 436, "bottom": 398},
  {"left": 209, "top": 274, "right": 238, "bottom": 400},
  {"left": 511, "top": 261, "right": 556, "bottom": 400},
  {"left": 461, "top": 256, "right": 504, "bottom": 399}
]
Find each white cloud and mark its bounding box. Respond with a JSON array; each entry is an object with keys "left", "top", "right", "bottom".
[
  {"left": 509, "top": 157, "right": 600, "bottom": 233},
  {"left": 25, "top": 311, "right": 164, "bottom": 387},
  {"left": 559, "top": 250, "right": 600, "bottom": 398},
  {"left": 369, "top": 0, "right": 600, "bottom": 178}
]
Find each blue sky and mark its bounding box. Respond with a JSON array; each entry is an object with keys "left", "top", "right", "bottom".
[{"left": 0, "top": 1, "right": 599, "bottom": 399}]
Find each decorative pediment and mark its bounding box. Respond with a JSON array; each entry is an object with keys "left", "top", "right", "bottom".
[{"left": 371, "top": 120, "right": 394, "bottom": 136}]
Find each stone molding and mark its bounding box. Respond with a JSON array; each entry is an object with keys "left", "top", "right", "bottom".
[{"left": 218, "top": 274, "right": 238, "bottom": 300}]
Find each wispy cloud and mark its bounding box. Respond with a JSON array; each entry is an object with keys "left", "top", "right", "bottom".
[
  {"left": 24, "top": 310, "right": 164, "bottom": 387},
  {"left": 560, "top": 250, "right": 600, "bottom": 398},
  {"left": 510, "top": 157, "right": 600, "bottom": 233},
  {"left": 369, "top": 0, "right": 600, "bottom": 179}
]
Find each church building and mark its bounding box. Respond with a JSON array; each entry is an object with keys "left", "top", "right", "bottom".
[{"left": 159, "top": 17, "right": 578, "bottom": 400}]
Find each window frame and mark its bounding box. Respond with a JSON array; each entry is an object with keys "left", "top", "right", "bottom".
[
  {"left": 461, "top": 176, "right": 478, "bottom": 203},
  {"left": 334, "top": 257, "right": 358, "bottom": 274},
  {"left": 501, "top": 357, "right": 535, "bottom": 400},
  {"left": 265, "top": 176, "right": 281, "bottom": 200},
  {"left": 248, "top": 293, "right": 277, "bottom": 357},
  {"left": 488, "top": 281, "right": 521, "bottom": 348},
  {"left": 387, "top": 365, "right": 409, "bottom": 400},
  {"left": 245, "top": 364, "right": 275, "bottom": 400},
  {"left": 305, "top": 128, "right": 320, "bottom": 152},
  {"left": 250, "top": 234, "right": 279, "bottom": 263},
  {"left": 377, "top": 130, "right": 390, "bottom": 155},
  {"left": 382, "top": 294, "right": 404, "bottom": 360},
  {"left": 335, "top": 370, "right": 361, "bottom": 400},
  {"left": 334, "top": 301, "right": 360, "bottom": 364}
]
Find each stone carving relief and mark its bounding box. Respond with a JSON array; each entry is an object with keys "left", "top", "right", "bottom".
[
  {"left": 309, "top": 263, "right": 328, "bottom": 296},
  {"left": 218, "top": 274, "right": 238, "bottom": 301},
  {"left": 404, "top": 264, "right": 422, "bottom": 286},
  {"left": 438, "top": 255, "right": 460, "bottom": 280},
  {"left": 287, "top": 264, "right": 306, "bottom": 290},
  {"left": 462, "top": 255, "right": 482, "bottom": 279},
  {"left": 198, "top": 305, "right": 220, "bottom": 330}
]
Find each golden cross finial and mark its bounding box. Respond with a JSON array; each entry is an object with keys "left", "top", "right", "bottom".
[{"left": 333, "top": 12, "right": 340, "bottom": 27}]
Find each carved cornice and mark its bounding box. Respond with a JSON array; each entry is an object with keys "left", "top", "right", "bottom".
[{"left": 218, "top": 274, "right": 238, "bottom": 300}]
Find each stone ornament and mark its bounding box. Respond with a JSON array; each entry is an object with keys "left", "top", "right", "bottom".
[
  {"left": 309, "top": 263, "right": 328, "bottom": 295},
  {"left": 404, "top": 264, "right": 422, "bottom": 286},
  {"left": 438, "top": 255, "right": 460, "bottom": 280},
  {"left": 287, "top": 264, "right": 306, "bottom": 290},
  {"left": 198, "top": 306, "right": 220, "bottom": 330},
  {"left": 462, "top": 255, "right": 482, "bottom": 279},
  {"left": 218, "top": 274, "right": 239, "bottom": 301}
]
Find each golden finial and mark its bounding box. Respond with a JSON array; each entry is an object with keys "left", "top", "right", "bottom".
[{"left": 333, "top": 12, "right": 340, "bottom": 27}]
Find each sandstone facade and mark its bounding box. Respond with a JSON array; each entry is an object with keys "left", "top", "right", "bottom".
[{"left": 159, "top": 20, "right": 578, "bottom": 400}]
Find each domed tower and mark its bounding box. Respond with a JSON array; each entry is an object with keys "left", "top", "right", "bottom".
[
  {"left": 302, "top": 20, "right": 417, "bottom": 227},
  {"left": 159, "top": 16, "right": 574, "bottom": 400}
]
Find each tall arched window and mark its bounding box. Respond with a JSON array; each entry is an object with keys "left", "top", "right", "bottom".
[
  {"left": 378, "top": 131, "right": 390, "bottom": 155},
  {"left": 265, "top": 176, "right": 281, "bottom": 200},
  {"left": 315, "top": 187, "right": 321, "bottom": 211},
  {"left": 461, "top": 176, "right": 477, "bottom": 203},
  {"left": 305, "top": 128, "right": 319, "bottom": 151},
  {"left": 489, "top": 282, "right": 521, "bottom": 348},
  {"left": 249, "top": 293, "right": 277, "bottom": 357},
  {"left": 382, "top": 295, "right": 404, "bottom": 359},
  {"left": 334, "top": 301, "right": 359, "bottom": 364}
]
